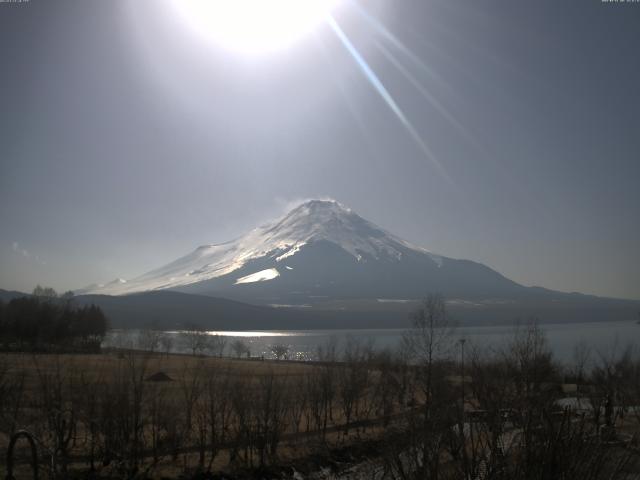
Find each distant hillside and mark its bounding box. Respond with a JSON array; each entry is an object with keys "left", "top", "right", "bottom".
[
  {"left": 0, "top": 289, "right": 30, "bottom": 303},
  {"left": 74, "top": 290, "right": 640, "bottom": 330},
  {"left": 74, "top": 291, "right": 409, "bottom": 330},
  {"left": 4, "top": 287, "right": 637, "bottom": 331}
]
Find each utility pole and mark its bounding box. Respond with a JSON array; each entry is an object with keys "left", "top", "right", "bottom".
[
  {"left": 460, "top": 337, "right": 466, "bottom": 417},
  {"left": 459, "top": 337, "right": 468, "bottom": 478}
]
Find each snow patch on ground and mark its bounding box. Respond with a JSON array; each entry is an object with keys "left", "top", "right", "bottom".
[
  {"left": 268, "top": 303, "right": 312, "bottom": 308},
  {"left": 276, "top": 243, "right": 305, "bottom": 261},
  {"left": 234, "top": 268, "right": 280, "bottom": 285}
]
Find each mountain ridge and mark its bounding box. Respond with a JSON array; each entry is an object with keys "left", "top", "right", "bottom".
[
  {"left": 2, "top": 288, "right": 638, "bottom": 329},
  {"left": 76, "top": 199, "right": 521, "bottom": 301},
  {"left": 73, "top": 200, "right": 639, "bottom": 318}
]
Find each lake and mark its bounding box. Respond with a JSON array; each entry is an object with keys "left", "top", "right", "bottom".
[{"left": 104, "top": 320, "right": 640, "bottom": 364}]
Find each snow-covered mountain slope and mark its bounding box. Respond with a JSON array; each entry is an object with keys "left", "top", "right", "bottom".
[{"left": 78, "top": 199, "right": 523, "bottom": 302}]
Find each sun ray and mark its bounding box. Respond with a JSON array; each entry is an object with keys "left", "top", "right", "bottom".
[
  {"left": 314, "top": 36, "right": 382, "bottom": 159},
  {"left": 350, "top": 3, "right": 451, "bottom": 93},
  {"left": 374, "top": 40, "right": 485, "bottom": 155},
  {"left": 326, "top": 15, "right": 452, "bottom": 184}
]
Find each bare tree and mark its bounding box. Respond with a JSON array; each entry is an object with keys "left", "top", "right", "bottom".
[
  {"left": 270, "top": 344, "right": 289, "bottom": 360},
  {"left": 202, "top": 364, "right": 233, "bottom": 471},
  {"left": 254, "top": 369, "right": 289, "bottom": 465},
  {"left": 124, "top": 351, "right": 150, "bottom": 470},
  {"left": 92, "top": 351, "right": 150, "bottom": 471},
  {"left": 571, "top": 339, "right": 592, "bottom": 384},
  {"left": 177, "top": 358, "right": 204, "bottom": 458},
  {"left": 137, "top": 328, "right": 162, "bottom": 353},
  {"left": 403, "top": 294, "right": 455, "bottom": 366},
  {"left": 228, "top": 375, "right": 252, "bottom": 466},
  {"left": 287, "top": 373, "right": 308, "bottom": 435},
  {"left": 371, "top": 349, "right": 399, "bottom": 427},
  {"left": 388, "top": 294, "right": 457, "bottom": 479},
  {"left": 181, "top": 324, "right": 209, "bottom": 356},
  {"left": 317, "top": 349, "right": 338, "bottom": 439},
  {"left": 0, "top": 355, "right": 26, "bottom": 438},
  {"left": 502, "top": 321, "right": 558, "bottom": 474},
  {"left": 231, "top": 339, "right": 250, "bottom": 358},
  {"left": 76, "top": 365, "right": 107, "bottom": 472},
  {"left": 32, "top": 355, "right": 78, "bottom": 476},
  {"left": 159, "top": 333, "right": 174, "bottom": 356},
  {"left": 145, "top": 381, "right": 171, "bottom": 466},
  {"left": 206, "top": 334, "right": 227, "bottom": 357},
  {"left": 338, "top": 336, "right": 370, "bottom": 435},
  {"left": 305, "top": 369, "right": 324, "bottom": 434},
  {"left": 109, "top": 330, "right": 134, "bottom": 350},
  {"left": 589, "top": 343, "right": 634, "bottom": 437},
  {"left": 32, "top": 285, "right": 59, "bottom": 301},
  {"left": 630, "top": 353, "right": 640, "bottom": 426}
]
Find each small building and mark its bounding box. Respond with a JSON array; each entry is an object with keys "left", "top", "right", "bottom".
[{"left": 146, "top": 371, "right": 173, "bottom": 382}]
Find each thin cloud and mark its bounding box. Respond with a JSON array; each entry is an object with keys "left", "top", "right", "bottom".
[
  {"left": 12, "top": 241, "right": 46, "bottom": 265},
  {"left": 274, "top": 196, "right": 341, "bottom": 216},
  {"left": 12, "top": 241, "right": 30, "bottom": 258}
]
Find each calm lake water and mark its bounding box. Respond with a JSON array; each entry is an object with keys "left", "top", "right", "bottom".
[{"left": 104, "top": 320, "right": 640, "bottom": 364}]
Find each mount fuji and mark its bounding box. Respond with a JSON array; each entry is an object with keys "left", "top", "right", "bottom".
[
  {"left": 80, "top": 200, "right": 541, "bottom": 303},
  {"left": 70, "top": 199, "right": 639, "bottom": 327}
]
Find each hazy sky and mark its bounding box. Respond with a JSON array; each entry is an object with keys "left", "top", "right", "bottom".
[{"left": 1, "top": 0, "right": 639, "bottom": 299}]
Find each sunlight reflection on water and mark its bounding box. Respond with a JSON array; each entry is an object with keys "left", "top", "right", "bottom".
[{"left": 105, "top": 321, "right": 640, "bottom": 363}]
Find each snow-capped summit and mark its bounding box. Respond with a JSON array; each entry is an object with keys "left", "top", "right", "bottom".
[
  {"left": 249, "top": 199, "right": 434, "bottom": 263},
  {"left": 78, "top": 199, "right": 521, "bottom": 302}
]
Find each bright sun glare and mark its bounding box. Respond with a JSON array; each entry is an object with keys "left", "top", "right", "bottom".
[{"left": 171, "top": 0, "right": 340, "bottom": 54}]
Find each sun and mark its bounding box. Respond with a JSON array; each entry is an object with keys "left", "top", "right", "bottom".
[{"left": 171, "top": 0, "right": 340, "bottom": 55}]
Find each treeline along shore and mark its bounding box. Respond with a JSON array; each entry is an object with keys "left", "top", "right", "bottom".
[
  {"left": 0, "top": 294, "right": 640, "bottom": 479},
  {"left": 0, "top": 286, "right": 108, "bottom": 353}
]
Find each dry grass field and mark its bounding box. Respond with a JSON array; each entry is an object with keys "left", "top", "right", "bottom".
[
  {"left": 2, "top": 322, "right": 640, "bottom": 479},
  {"left": 0, "top": 350, "right": 399, "bottom": 479}
]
